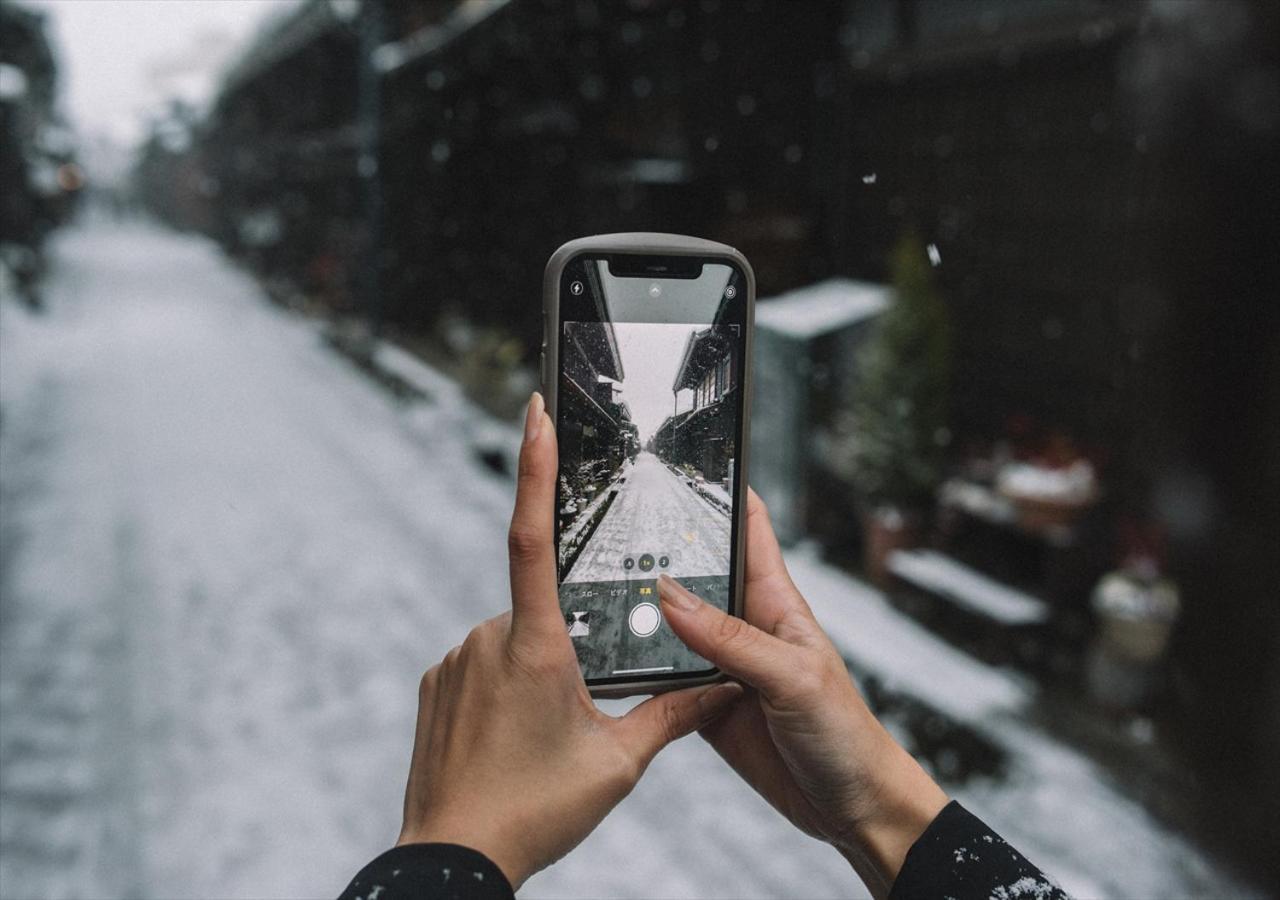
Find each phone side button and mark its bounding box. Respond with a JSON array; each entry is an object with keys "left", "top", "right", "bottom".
[{"left": 540, "top": 349, "right": 546, "bottom": 390}]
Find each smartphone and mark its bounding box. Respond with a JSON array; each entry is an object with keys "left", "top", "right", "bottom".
[{"left": 542, "top": 234, "right": 754, "bottom": 698}]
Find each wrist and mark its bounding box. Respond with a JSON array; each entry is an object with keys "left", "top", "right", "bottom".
[
  {"left": 399, "top": 819, "right": 529, "bottom": 890},
  {"left": 833, "top": 732, "right": 949, "bottom": 898}
]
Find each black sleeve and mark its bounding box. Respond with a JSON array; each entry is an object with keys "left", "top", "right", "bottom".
[
  {"left": 889, "top": 801, "right": 1070, "bottom": 900},
  {"left": 337, "top": 843, "right": 514, "bottom": 900}
]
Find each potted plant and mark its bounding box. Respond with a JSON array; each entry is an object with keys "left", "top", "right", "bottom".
[
  {"left": 848, "top": 231, "right": 952, "bottom": 585},
  {"left": 1085, "top": 521, "right": 1181, "bottom": 709}
]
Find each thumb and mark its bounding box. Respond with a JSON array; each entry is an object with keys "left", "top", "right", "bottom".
[
  {"left": 507, "top": 392, "right": 565, "bottom": 644},
  {"left": 618, "top": 681, "right": 743, "bottom": 769}
]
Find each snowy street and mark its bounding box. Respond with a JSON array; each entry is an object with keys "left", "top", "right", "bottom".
[
  {"left": 0, "top": 221, "right": 854, "bottom": 899},
  {"left": 0, "top": 221, "right": 1253, "bottom": 899},
  {"left": 564, "top": 452, "right": 730, "bottom": 583}
]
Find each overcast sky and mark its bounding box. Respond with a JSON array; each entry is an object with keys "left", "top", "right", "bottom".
[
  {"left": 25, "top": 0, "right": 289, "bottom": 147},
  {"left": 613, "top": 323, "right": 698, "bottom": 443}
]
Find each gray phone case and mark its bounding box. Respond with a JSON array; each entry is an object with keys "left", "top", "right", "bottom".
[{"left": 542, "top": 233, "right": 756, "bottom": 699}]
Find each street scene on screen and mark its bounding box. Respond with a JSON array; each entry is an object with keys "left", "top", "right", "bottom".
[{"left": 557, "top": 321, "right": 740, "bottom": 679}]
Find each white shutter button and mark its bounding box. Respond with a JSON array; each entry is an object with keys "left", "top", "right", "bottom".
[{"left": 628, "top": 602, "right": 661, "bottom": 638}]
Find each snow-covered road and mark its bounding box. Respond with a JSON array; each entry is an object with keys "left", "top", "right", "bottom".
[
  {"left": 564, "top": 452, "right": 730, "bottom": 583},
  {"left": 0, "top": 221, "right": 1253, "bottom": 899},
  {"left": 0, "top": 223, "right": 854, "bottom": 899}
]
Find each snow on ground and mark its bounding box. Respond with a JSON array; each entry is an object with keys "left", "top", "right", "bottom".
[
  {"left": 558, "top": 467, "right": 620, "bottom": 557},
  {"left": 787, "top": 548, "right": 1258, "bottom": 899},
  {"left": 564, "top": 452, "right": 729, "bottom": 583},
  {"left": 0, "top": 221, "right": 1255, "bottom": 899},
  {"left": 694, "top": 479, "right": 732, "bottom": 514},
  {"left": 887, "top": 549, "right": 1049, "bottom": 626},
  {"left": 0, "top": 222, "right": 850, "bottom": 899},
  {"left": 786, "top": 546, "right": 1031, "bottom": 723}
]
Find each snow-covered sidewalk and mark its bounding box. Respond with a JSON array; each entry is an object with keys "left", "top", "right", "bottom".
[{"left": 0, "top": 221, "right": 1253, "bottom": 899}]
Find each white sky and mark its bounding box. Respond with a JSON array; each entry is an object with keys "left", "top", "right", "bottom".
[
  {"left": 589, "top": 262, "right": 734, "bottom": 443},
  {"left": 24, "top": 0, "right": 290, "bottom": 147},
  {"left": 612, "top": 324, "right": 697, "bottom": 443}
]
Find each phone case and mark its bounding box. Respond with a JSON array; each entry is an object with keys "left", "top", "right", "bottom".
[{"left": 542, "top": 234, "right": 756, "bottom": 698}]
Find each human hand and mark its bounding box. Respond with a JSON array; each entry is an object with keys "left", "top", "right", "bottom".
[
  {"left": 657, "top": 491, "right": 948, "bottom": 899},
  {"left": 396, "top": 393, "right": 742, "bottom": 890}
]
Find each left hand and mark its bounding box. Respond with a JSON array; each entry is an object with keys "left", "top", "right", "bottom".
[{"left": 396, "top": 392, "right": 742, "bottom": 889}]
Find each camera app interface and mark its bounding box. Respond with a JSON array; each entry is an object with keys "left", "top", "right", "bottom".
[{"left": 556, "top": 256, "right": 745, "bottom": 683}]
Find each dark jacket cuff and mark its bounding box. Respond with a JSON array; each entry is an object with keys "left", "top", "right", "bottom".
[
  {"left": 338, "top": 843, "right": 514, "bottom": 900},
  {"left": 889, "top": 801, "right": 1069, "bottom": 900}
]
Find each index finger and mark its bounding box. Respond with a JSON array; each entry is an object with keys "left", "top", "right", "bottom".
[
  {"left": 657, "top": 575, "right": 799, "bottom": 698},
  {"left": 742, "top": 488, "right": 818, "bottom": 635},
  {"left": 507, "top": 392, "right": 566, "bottom": 642}
]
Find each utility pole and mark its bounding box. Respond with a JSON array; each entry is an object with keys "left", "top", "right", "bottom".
[{"left": 670, "top": 389, "right": 677, "bottom": 464}]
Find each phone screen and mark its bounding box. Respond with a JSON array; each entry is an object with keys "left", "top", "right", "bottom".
[{"left": 555, "top": 254, "right": 748, "bottom": 686}]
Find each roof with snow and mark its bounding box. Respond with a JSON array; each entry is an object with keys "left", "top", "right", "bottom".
[{"left": 755, "top": 278, "right": 889, "bottom": 340}]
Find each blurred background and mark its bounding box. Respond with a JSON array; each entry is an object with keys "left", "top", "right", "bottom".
[{"left": 2, "top": 0, "right": 1278, "bottom": 897}]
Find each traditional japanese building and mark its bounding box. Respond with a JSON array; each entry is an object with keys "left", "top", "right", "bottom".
[
  {"left": 557, "top": 268, "right": 635, "bottom": 510},
  {"left": 653, "top": 327, "right": 737, "bottom": 483},
  {"left": 0, "top": 1, "right": 78, "bottom": 303}
]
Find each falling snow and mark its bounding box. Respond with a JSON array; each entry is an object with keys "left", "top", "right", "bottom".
[{"left": 0, "top": 221, "right": 1255, "bottom": 900}]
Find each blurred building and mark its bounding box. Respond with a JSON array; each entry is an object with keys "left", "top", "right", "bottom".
[
  {"left": 823, "top": 0, "right": 1280, "bottom": 885},
  {"left": 161, "top": 0, "right": 366, "bottom": 307},
  {"left": 0, "top": 2, "right": 79, "bottom": 304},
  {"left": 134, "top": 0, "right": 1280, "bottom": 887},
  {"left": 149, "top": 0, "right": 843, "bottom": 342},
  {"left": 752, "top": 279, "right": 889, "bottom": 545},
  {"left": 375, "top": 0, "right": 842, "bottom": 344}
]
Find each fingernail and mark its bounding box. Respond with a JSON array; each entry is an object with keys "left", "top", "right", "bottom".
[
  {"left": 524, "top": 392, "right": 544, "bottom": 444},
  {"left": 657, "top": 574, "right": 699, "bottom": 611},
  {"left": 697, "top": 681, "right": 743, "bottom": 722}
]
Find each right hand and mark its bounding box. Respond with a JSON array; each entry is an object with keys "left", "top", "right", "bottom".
[{"left": 656, "top": 490, "right": 949, "bottom": 899}]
